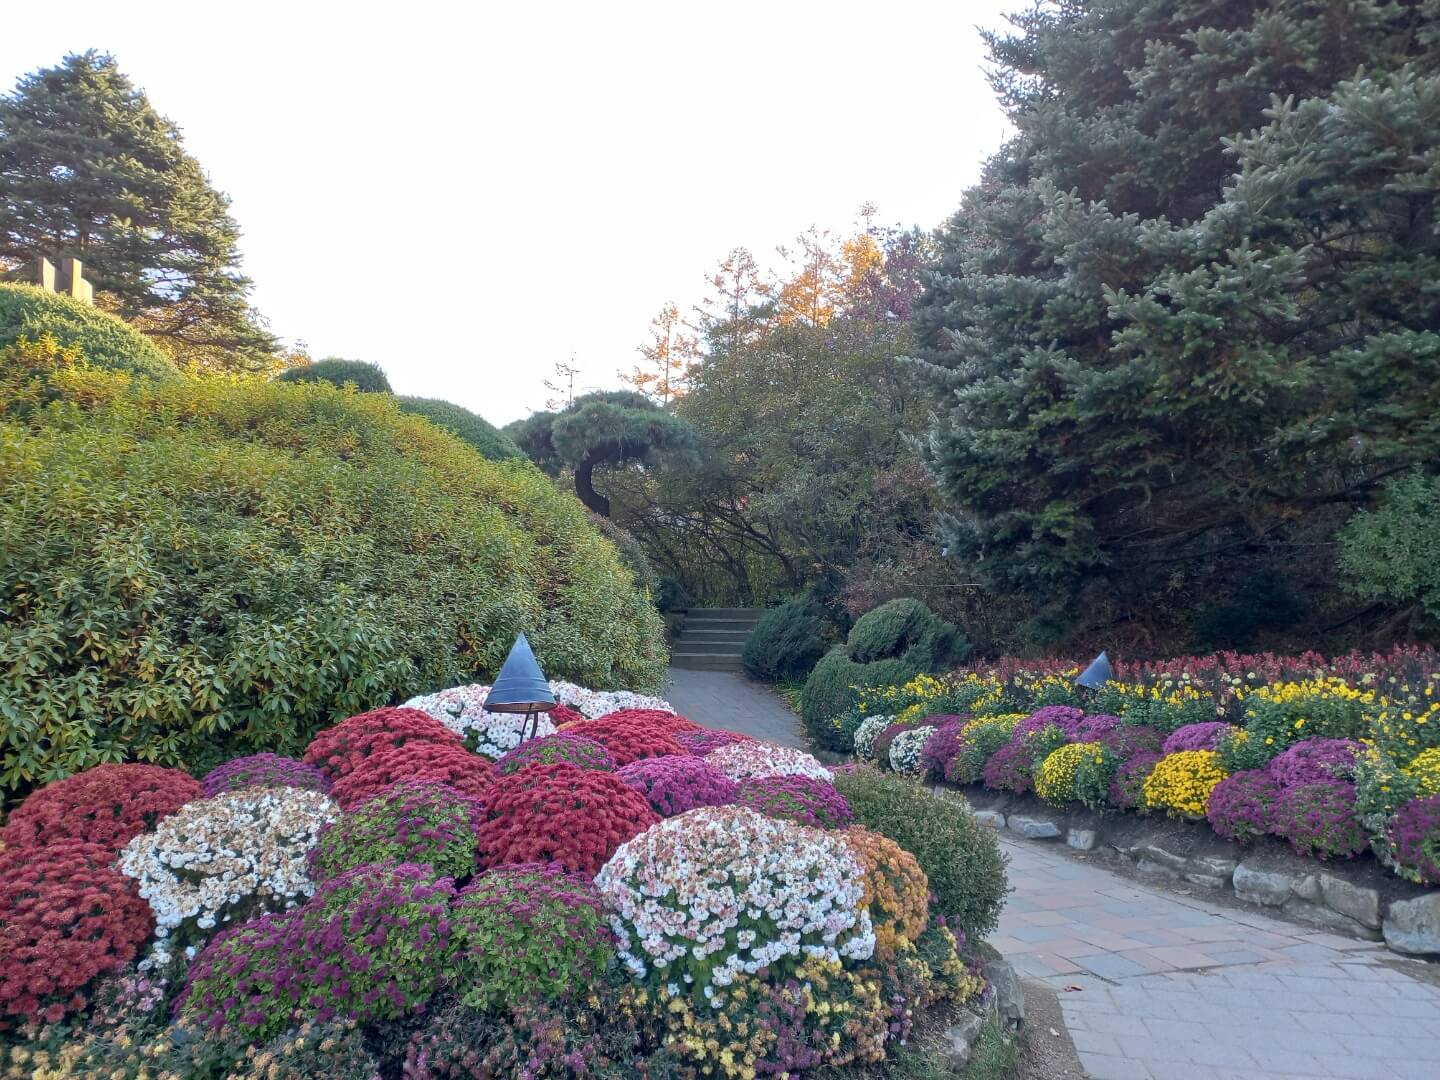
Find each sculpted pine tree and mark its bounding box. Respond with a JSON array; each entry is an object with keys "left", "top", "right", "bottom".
[
  {"left": 0, "top": 52, "right": 276, "bottom": 370},
  {"left": 911, "top": 0, "right": 1440, "bottom": 646}
]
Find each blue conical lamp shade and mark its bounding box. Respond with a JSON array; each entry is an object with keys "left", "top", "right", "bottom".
[
  {"left": 1076, "top": 650, "right": 1114, "bottom": 690},
  {"left": 484, "top": 633, "right": 556, "bottom": 713}
]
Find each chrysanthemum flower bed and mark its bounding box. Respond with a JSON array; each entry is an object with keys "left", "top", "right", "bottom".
[
  {"left": 848, "top": 647, "right": 1440, "bottom": 889},
  {"left": 0, "top": 679, "right": 1000, "bottom": 1078}
]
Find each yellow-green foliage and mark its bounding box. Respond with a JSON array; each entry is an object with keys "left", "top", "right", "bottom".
[
  {"left": 0, "top": 358, "right": 666, "bottom": 793},
  {"left": 0, "top": 283, "right": 177, "bottom": 379}
]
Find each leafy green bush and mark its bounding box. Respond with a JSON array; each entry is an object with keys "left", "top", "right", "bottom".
[
  {"left": 275, "top": 357, "right": 392, "bottom": 392},
  {"left": 832, "top": 770, "right": 1007, "bottom": 940},
  {"left": 800, "top": 648, "right": 920, "bottom": 751},
  {"left": 0, "top": 283, "right": 176, "bottom": 379},
  {"left": 0, "top": 365, "right": 666, "bottom": 793},
  {"left": 1341, "top": 471, "right": 1440, "bottom": 626},
  {"left": 395, "top": 395, "right": 523, "bottom": 461},
  {"left": 743, "top": 598, "right": 833, "bottom": 682},
  {"left": 847, "top": 599, "right": 967, "bottom": 669}
]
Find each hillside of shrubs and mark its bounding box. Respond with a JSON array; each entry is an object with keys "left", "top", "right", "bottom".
[
  {"left": 0, "top": 326, "right": 666, "bottom": 799},
  {"left": 836, "top": 649, "right": 1440, "bottom": 889},
  {"left": 0, "top": 680, "right": 1007, "bottom": 1078}
]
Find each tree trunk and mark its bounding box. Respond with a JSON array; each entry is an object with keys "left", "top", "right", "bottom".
[{"left": 573, "top": 455, "right": 611, "bottom": 517}]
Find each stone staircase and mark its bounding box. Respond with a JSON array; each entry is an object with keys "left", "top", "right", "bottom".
[{"left": 669, "top": 608, "right": 765, "bottom": 672}]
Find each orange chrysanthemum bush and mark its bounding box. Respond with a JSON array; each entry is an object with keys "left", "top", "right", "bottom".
[
  {"left": 844, "top": 826, "right": 929, "bottom": 957},
  {"left": 560, "top": 715, "right": 685, "bottom": 766},
  {"left": 303, "top": 707, "right": 462, "bottom": 780},
  {"left": 1, "top": 763, "right": 201, "bottom": 853},
  {"left": 0, "top": 841, "right": 154, "bottom": 1027},
  {"left": 475, "top": 763, "right": 660, "bottom": 875},
  {"left": 329, "top": 743, "right": 495, "bottom": 811}
]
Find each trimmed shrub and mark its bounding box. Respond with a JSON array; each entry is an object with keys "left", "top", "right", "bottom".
[
  {"left": 476, "top": 763, "right": 660, "bottom": 874},
  {"left": 1272, "top": 780, "right": 1367, "bottom": 859},
  {"left": 1142, "top": 751, "right": 1228, "bottom": 818},
  {"left": 395, "top": 395, "right": 523, "bottom": 460},
  {"left": 0, "top": 841, "right": 153, "bottom": 1027},
  {"left": 743, "top": 598, "right": 832, "bottom": 682},
  {"left": 801, "top": 648, "right": 920, "bottom": 751},
  {"left": 328, "top": 742, "right": 495, "bottom": 810},
  {"left": 495, "top": 732, "right": 615, "bottom": 775},
  {"left": 736, "top": 775, "right": 852, "bottom": 829},
  {"left": 309, "top": 781, "right": 482, "bottom": 881},
  {"left": 1206, "top": 769, "right": 1282, "bottom": 843},
  {"left": 1390, "top": 795, "right": 1440, "bottom": 885},
  {"left": 616, "top": 755, "right": 737, "bottom": 816},
  {"left": 200, "top": 753, "right": 329, "bottom": 797},
  {"left": 449, "top": 863, "right": 615, "bottom": 1009},
  {"left": 560, "top": 715, "right": 685, "bottom": 766},
  {"left": 844, "top": 826, "right": 929, "bottom": 956},
  {"left": 303, "top": 707, "right": 464, "bottom": 780},
  {"left": 846, "top": 598, "right": 968, "bottom": 669},
  {"left": 0, "top": 283, "right": 176, "bottom": 378},
  {"left": 1, "top": 764, "right": 201, "bottom": 852},
  {"left": 832, "top": 770, "right": 1006, "bottom": 940},
  {"left": 0, "top": 370, "right": 666, "bottom": 792},
  {"left": 275, "top": 357, "right": 391, "bottom": 392}
]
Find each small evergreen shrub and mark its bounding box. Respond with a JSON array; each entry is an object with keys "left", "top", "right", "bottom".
[
  {"left": 846, "top": 598, "right": 968, "bottom": 669},
  {"left": 0, "top": 283, "right": 176, "bottom": 378},
  {"left": 743, "top": 598, "right": 832, "bottom": 682},
  {"left": 275, "top": 357, "right": 391, "bottom": 392},
  {"left": 396, "top": 395, "right": 522, "bottom": 460}
]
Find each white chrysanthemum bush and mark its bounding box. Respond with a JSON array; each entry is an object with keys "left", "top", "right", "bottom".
[
  {"left": 852, "top": 715, "right": 894, "bottom": 760},
  {"left": 548, "top": 679, "right": 675, "bottom": 719},
  {"left": 703, "top": 741, "right": 833, "bottom": 782},
  {"left": 594, "top": 805, "right": 875, "bottom": 1002},
  {"left": 118, "top": 786, "right": 337, "bottom": 968},
  {"left": 889, "top": 725, "right": 936, "bottom": 776},
  {"left": 403, "top": 683, "right": 558, "bottom": 758}
]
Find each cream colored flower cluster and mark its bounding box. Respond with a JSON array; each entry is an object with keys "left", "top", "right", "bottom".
[
  {"left": 548, "top": 679, "right": 675, "bottom": 719},
  {"left": 118, "top": 787, "right": 337, "bottom": 968},
  {"left": 853, "top": 715, "right": 895, "bottom": 760},
  {"left": 595, "top": 806, "right": 874, "bottom": 1002},
  {"left": 403, "top": 683, "right": 558, "bottom": 758},
  {"left": 703, "top": 742, "right": 832, "bottom": 783},
  {"left": 888, "top": 725, "right": 936, "bottom": 776}
]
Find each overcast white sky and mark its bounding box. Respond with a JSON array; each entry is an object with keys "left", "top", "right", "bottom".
[{"left": 3, "top": 1, "right": 1016, "bottom": 424}]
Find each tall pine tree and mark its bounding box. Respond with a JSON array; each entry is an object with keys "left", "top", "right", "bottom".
[
  {"left": 0, "top": 52, "right": 276, "bottom": 370},
  {"left": 912, "top": 0, "right": 1440, "bottom": 649}
]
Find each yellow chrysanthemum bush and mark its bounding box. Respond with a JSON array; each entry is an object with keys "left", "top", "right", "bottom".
[
  {"left": 1035, "top": 742, "right": 1102, "bottom": 806},
  {"left": 1223, "top": 678, "right": 1375, "bottom": 770},
  {"left": 1404, "top": 747, "right": 1440, "bottom": 796},
  {"left": 844, "top": 826, "right": 930, "bottom": 957},
  {"left": 1142, "top": 751, "right": 1229, "bottom": 819}
]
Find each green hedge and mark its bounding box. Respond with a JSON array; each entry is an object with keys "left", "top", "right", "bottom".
[
  {"left": 276, "top": 358, "right": 392, "bottom": 393},
  {"left": 0, "top": 365, "right": 666, "bottom": 797},
  {"left": 0, "top": 283, "right": 176, "bottom": 379},
  {"left": 742, "top": 598, "right": 832, "bottom": 682},
  {"left": 396, "top": 396, "right": 523, "bottom": 461}
]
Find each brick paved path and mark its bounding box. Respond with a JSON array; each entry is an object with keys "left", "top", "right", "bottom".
[
  {"left": 665, "top": 667, "right": 804, "bottom": 746},
  {"left": 995, "top": 834, "right": 1440, "bottom": 1079}
]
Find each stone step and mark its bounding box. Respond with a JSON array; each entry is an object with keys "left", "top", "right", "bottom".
[
  {"left": 675, "top": 629, "right": 752, "bottom": 643},
  {"left": 683, "top": 607, "right": 765, "bottom": 621},
  {"left": 668, "top": 639, "right": 746, "bottom": 656},
  {"left": 670, "top": 651, "right": 747, "bottom": 671},
  {"left": 678, "top": 617, "right": 761, "bottom": 633}
]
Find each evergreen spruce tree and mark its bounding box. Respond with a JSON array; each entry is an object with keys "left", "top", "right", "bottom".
[
  {"left": 0, "top": 52, "right": 276, "bottom": 369},
  {"left": 912, "top": 0, "right": 1440, "bottom": 647}
]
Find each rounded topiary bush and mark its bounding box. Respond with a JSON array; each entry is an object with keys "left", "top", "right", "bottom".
[
  {"left": 309, "top": 781, "right": 482, "bottom": 881},
  {"left": 832, "top": 769, "right": 1005, "bottom": 941},
  {"left": 736, "top": 775, "right": 853, "bottom": 829},
  {"left": 0, "top": 840, "right": 154, "bottom": 1027},
  {"left": 0, "top": 283, "right": 176, "bottom": 378},
  {"left": 616, "top": 755, "right": 737, "bottom": 816},
  {"left": 1, "top": 764, "right": 201, "bottom": 852},
  {"left": 844, "top": 826, "right": 929, "bottom": 956},
  {"left": 742, "top": 598, "right": 833, "bottom": 682},
  {"left": 800, "top": 648, "right": 922, "bottom": 751},
  {"left": 0, "top": 369, "right": 666, "bottom": 794},
  {"left": 560, "top": 715, "right": 685, "bottom": 766},
  {"left": 275, "top": 357, "right": 392, "bottom": 392},
  {"left": 303, "top": 707, "right": 462, "bottom": 780},
  {"left": 594, "top": 806, "right": 874, "bottom": 994},
  {"left": 200, "top": 753, "right": 330, "bottom": 797},
  {"left": 396, "top": 395, "right": 523, "bottom": 460},
  {"left": 329, "top": 742, "right": 495, "bottom": 810},
  {"left": 449, "top": 863, "right": 615, "bottom": 1009},
  {"left": 495, "top": 732, "right": 615, "bottom": 775},
  {"left": 846, "top": 598, "right": 967, "bottom": 669},
  {"left": 476, "top": 763, "right": 660, "bottom": 874}
]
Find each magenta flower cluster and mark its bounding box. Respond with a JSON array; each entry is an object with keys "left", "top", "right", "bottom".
[
  {"left": 1266, "top": 738, "right": 1363, "bottom": 788},
  {"left": 1205, "top": 769, "right": 1281, "bottom": 842},
  {"left": 918, "top": 716, "right": 971, "bottom": 781},
  {"left": 200, "top": 754, "right": 331, "bottom": 797},
  {"left": 1161, "top": 722, "right": 1236, "bottom": 755},
  {"left": 675, "top": 728, "right": 752, "bottom": 756},
  {"left": 1073, "top": 713, "right": 1123, "bottom": 742},
  {"left": 1390, "top": 795, "right": 1440, "bottom": 885},
  {"left": 1270, "top": 780, "right": 1367, "bottom": 859},
  {"left": 735, "top": 775, "right": 854, "bottom": 830},
  {"left": 1015, "top": 706, "right": 1084, "bottom": 739},
  {"left": 615, "top": 755, "right": 738, "bottom": 816},
  {"left": 1109, "top": 752, "right": 1164, "bottom": 810},
  {"left": 1099, "top": 725, "right": 1165, "bottom": 758},
  {"left": 981, "top": 738, "right": 1036, "bottom": 794},
  {"left": 495, "top": 733, "right": 616, "bottom": 776}
]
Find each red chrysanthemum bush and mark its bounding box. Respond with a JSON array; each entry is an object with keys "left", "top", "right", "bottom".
[
  {"left": 475, "top": 763, "right": 660, "bottom": 875},
  {"left": 329, "top": 742, "right": 495, "bottom": 810},
  {"left": 547, "top": 704, "right": 586, "bottom": 728},
  {"left": 1, "top": 763, "right": 201, "bottom": 853},
  {"left": 303, "top": 707, "right": 462, "bottom": 780},
  {"left": 0, "top": 841, "right": 154, "bottom": 1027},
  {"left": 560, "top": 716, "right": 685, "bottom": 767},
  {"left": 593, "top": 708, "right": 703, "bottom": 734}
]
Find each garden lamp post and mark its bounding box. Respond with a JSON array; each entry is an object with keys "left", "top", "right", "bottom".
[
  {"left": 1076, "top": 650, "right": 1114, "bottom": 692},
  {"left": 482, "top": 632, "right": 556, "bottom": 744}
]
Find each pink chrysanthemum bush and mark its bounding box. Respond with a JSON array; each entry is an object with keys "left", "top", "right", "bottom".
[
  {"left": 309, "top": 781, "right": 482, "bottom": 881},
  {"left": 616, "top": 755, "right": 738, "bottom": 816},
  {"left": 1, "top": 764, "right": 202, "bottom": 853},
  {"left": 704, "top": 741, "right": 833, "bottom": 783},
  {"left": 1390, "top": 795, "right": 1440, "bottom": 885},
  {"left": 676, "top": 727, "right": 754, "bottom": 755},
  {"left": 1272, "top": 780, "right": 1368, "bottom": 859},
  {"left": 1206, "top": 769, "right": 1282, "bottom": 843},
  {"left": 735, "top": 775, "right": 853, "bottom": 829},
  {"left": 200, "top": 754, "right": 330, "bottom": 797},
  {"left": 594, "top": 806, "right": 875, "bottom": 998},
  {"left": 494, "top": 732, "right": 616, "bottom": 775}
]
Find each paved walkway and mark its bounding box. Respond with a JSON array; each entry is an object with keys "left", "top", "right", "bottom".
[
  {"left": 995, "top": 834, "right": 1440, "bottom": 1079},
  {"left": 664, "top": 668, "right": 803, "bottom": 747}
]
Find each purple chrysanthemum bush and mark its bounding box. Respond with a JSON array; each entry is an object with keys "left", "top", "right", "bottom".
[
  {"left": 735, "top": 775, "right": 854, "bottom": 829},
  {"left": 494, "top": 732, "right": 615, "bottom": 775},
  {"left": 200, "top": 754, "right": 330, "bottom": 797},
  {"left": 615, "top": 754, "right": 737, "bottom": 816}
]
